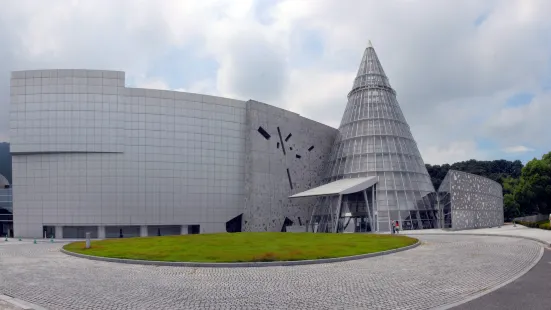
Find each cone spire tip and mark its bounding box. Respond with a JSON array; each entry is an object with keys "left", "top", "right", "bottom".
[{"left": 367, "top": 40, "right": 373, "bottom": 48}]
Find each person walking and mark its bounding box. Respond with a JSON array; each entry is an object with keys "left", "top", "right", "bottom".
[{"left": 394, "top": 221, "right": 400, "bottom": 234}]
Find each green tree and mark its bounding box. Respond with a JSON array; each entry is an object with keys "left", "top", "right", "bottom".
[
  {"left": 426, "top": 159, "right": 523, "bottom": 191},
  {"left": 515, "top": 152, "right": 551, "bottom": 215},
  {"left": 503, "top": 193, "right": 520, "bottom": 221}
]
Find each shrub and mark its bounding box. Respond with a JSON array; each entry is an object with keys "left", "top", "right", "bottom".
[
  {"left": 517, "top": 221, "right": 539, "bottom": 228},
  {"left": 516, "top": 220, "right": 551, "bottom": 230}
]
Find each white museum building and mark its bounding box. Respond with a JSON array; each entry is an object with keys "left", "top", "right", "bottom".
[{"left": 9, "top": 43, "right": 502, "bottom": 238}]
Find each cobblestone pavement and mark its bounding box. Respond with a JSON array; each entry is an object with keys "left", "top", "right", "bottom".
[
  {"left": 408, "top": 224, "right": 551, "bottom": 245},
  {"left": 0, "top": 235, "right": 543, "bottom": 310},
  {"left": 0, "top": 299, "right": 23, "bottom": 310}
]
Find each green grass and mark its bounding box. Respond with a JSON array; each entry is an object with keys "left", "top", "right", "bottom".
[{"left": 63, "top": 232, "right": 417, "bottom": 263}]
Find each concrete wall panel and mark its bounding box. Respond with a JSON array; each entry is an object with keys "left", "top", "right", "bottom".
[
  {"left": 244, "top": 100, "right": 337, "bottom": 232},
  {"left": 10, "top": 70, "right": 247, "bottom": 237}
]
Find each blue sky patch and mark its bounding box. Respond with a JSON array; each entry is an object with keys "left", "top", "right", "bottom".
[
  {"left": 474, "top": 12, "right": 489, "bottom": 26},
  {"left": 475, "top": 137, "right": 497, "bottom": 151},
  {"left": 253, "top": 0, "right": 278, "bottom": 25},
  {"left": 541, "top": 59, "right": 551, "bottom": 91},
  {"left": 505, "top": 92, "right": 534, "bottom": 107},
  {"left": 289, "top": 29, "right": 325, "bottom": 68}
]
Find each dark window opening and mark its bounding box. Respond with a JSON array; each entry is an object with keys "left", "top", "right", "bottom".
[
  {"left": 281, "top": 217, "right": 294, "bottom": 232},
  {"left": 298, "top": 217, "right": 302, "bottom": 226},
  {"left": 277, "top": 142, "right": 280, "bottom": 148},
  {"left": 289, "top": 147, "right": 293, "bottom": 150},
  {"left": 285, "top": 133, "right": 292, "bottom": 142},
  {"left": 188, "top": 225, "right": 200, "bottom": 234},
  {"left": 3, "top": 185, "right": 9, "bottom": 189},
  {"left": 43, "top": 226, "right": 55, "bottom": 239},
  {"left": 64, "top": 226, "right": 99, "bottom": 239},
  {"left": 257, "top": 127, "right": 271, "bottom": 140},
  {"left": 226, "top": 213, "right": 243, "bottom": 233},
  {"left": 286, "top": 168, "right": 293, "bottom": 189},
  {"left": 295, "top": 154, "right": 302, "bottom": 159},
  {"left": 308, "top": 146, "right": 314, "bottom": 151}
]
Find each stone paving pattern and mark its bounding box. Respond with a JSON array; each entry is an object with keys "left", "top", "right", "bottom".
[
  {"left": 407, "top": 224, "right": 551, "bottom": 245},
  {"left": 0, "top": 299, "right": 23, "bottom": 310},
  {"left": 0, "top": 235, "right": 542, "bottom": 310},
  {"left": 452, "top": 248, "right": 551, "bottom": 310}
]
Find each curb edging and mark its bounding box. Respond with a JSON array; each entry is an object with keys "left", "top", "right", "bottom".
[
  {"left": 405, "top": 232, "right": 551, "bottom": 247},
  {"left": 431, "top": 244, "right": 544, "bottom": 310},
  {"left": 0, "top": 294, "right": 48, "bottom": 310},
  {"left": 404, "top": 232, "right": 547, "bottom": 310},
  {"left": 60, "top": 239, "right": 420, "bottom": 268}
]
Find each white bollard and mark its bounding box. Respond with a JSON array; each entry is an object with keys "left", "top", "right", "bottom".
[{"left": 85, "top": 232, "right": 91, "bottom": 249}]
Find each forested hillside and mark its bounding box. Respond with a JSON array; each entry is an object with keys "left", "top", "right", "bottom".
[
  {"left": 426, "top": 159, "right": 523, "bottom": 190},
  {"left": 426, "top": 154, "right": 551, "bottom": 221}
]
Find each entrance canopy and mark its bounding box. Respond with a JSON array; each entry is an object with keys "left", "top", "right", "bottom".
[{"left": 289, "top": 176, "right": 378, "bottom": 198}]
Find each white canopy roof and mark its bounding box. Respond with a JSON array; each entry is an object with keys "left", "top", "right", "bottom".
[{"left": 289, "top": 176, "right": 378, "bottom": 198}]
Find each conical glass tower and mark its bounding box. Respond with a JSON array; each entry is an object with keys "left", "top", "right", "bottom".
[{"left": 320, "top": 41, "right": 437, "bottom": 232}]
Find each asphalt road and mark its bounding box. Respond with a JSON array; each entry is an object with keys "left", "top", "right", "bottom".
[{"left": 453, "top": 247, "right": 551, "bottom": 310}]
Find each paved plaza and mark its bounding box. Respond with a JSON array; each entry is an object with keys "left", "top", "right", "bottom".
[
  {"left": 0, "top": 235, "right": 543, "bottom": 310},
  {"left": 406, "top": 224, "right": 551, "bottom": 246}
]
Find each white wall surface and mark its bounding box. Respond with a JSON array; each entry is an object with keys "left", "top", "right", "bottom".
[{"left": 10, "top": 69, "right": 246, "bottom": 237}]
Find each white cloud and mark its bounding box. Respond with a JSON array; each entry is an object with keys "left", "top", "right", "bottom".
[
  {"left": 485, "top": 91, "right": 551, "bottom": 150},
  {"left": 503, "top": 146, "right": 535, "bottom": 153},
  {"left": 422, "top": 141, "right": 491, "bottom": 165},
  {"left": 134, "top": 77, "right": 170, "bottom": 90},
  {"left": 0, "top": 0, "right": 549, "bottom": 165}
]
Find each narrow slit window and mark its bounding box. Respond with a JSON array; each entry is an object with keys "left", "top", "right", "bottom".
[
  {"left": 286, "top": 168, "right": 293, "bottom": 189},
  {"left": 277, "top": 127, "right": 286, "bottom": 155},
  {"left": 257, "top": 127, "right": 271, "bottom": 140}
]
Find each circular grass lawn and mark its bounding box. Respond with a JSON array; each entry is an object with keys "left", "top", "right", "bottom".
[{"left": 63, "top": 232, "right": 417, "bottom": 263}]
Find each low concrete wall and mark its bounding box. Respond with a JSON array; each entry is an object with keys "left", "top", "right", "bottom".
[
  {"left": 514, "top": 214, "right": 548, "bottom": 223},
  {"left": 286, "top": 226, "right": 307, "bottom": 233}
]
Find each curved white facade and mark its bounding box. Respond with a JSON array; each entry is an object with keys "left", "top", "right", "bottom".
[
  {"left": 10, "top": 70, "right": 247, "bottom": 237},
  {"left": 10, "top": 69, "right": 337, "bottom": 238}
]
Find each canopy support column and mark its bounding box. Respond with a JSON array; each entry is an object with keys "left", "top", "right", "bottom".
[{"left": 363, "top": 189, "right": 374, "bottom": 232}]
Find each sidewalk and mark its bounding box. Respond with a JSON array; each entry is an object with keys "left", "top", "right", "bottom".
[
  {"left": 0, "top": 238, "right": 92, "bottom": 246},
  {"left": 404, "top": 224, "right": 551, "bottom": 246}
]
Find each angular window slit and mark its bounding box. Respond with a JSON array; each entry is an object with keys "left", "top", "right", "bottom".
[
  {"left": 257, "top": 127, "right": 271, "bottom": 140},
  {"left": 285, "top": 133, "right": 292, "bottom": 142},
  {"left": 277, "top": 127, "right": 286, "bottom": 155},
  {"left": 308, "top": 146, "right": 315, "bottom": 151},
  {"left": 286, "top": 168, "right": 293, "bottom": 189},
  {"left": 295, "top": 154, "right": 301, "bottom": 159}
]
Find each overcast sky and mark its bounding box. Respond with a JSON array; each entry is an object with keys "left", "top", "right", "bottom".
[{"left": 1, "top": 0, "right": 550, "bottom": 165}]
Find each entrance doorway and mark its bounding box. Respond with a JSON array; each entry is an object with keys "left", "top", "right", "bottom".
[
  {"left": 188, "top": 225, "right": 200, "bottom": 234},
  {"left": 43, "top": 226, "right": 56, "bottom": 238}
]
